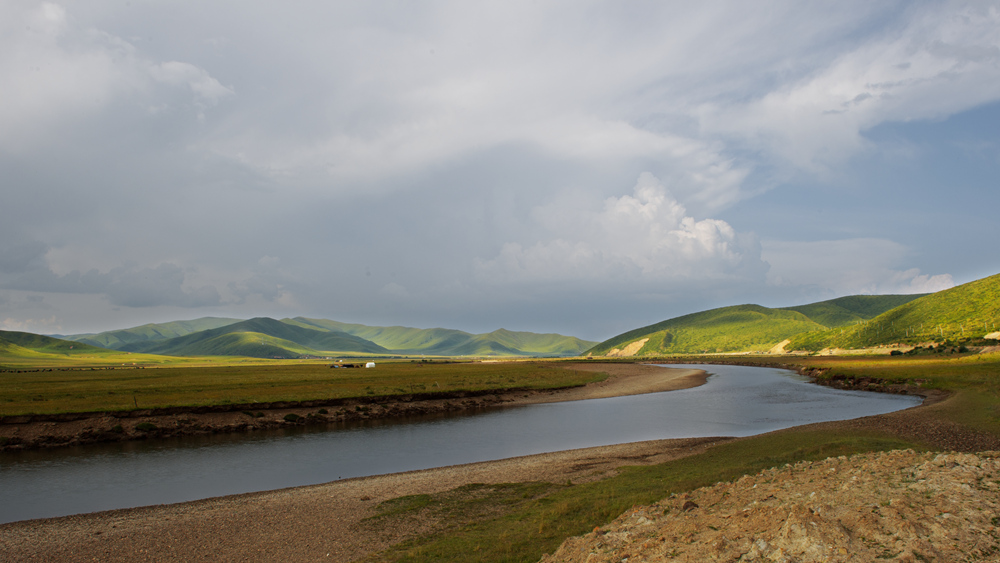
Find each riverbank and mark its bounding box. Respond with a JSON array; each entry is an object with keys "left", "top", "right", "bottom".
[
  {"left": 0, "top": 364, "right": 710, "bottom": 561},
  {"left": 0, "top": 363, "right": 705, "bottom": 452},
  {"left": 5, "top": 363, "right": 998, "bottom": 562},
  {"left": 0, "top": 436, "right": 728, "bottom": 562}
]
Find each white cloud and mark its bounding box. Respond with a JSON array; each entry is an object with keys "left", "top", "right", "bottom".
[
  {"left": 703, "top": 3, "right": 1000, "bottom": 173},
  {"left": 0, "top": 3, "right": 232, "bottom": 152},
  {"left": 148, "top": 61, "right": 234, "bottom": 104},
  {"left": 0, "top": 315, "right": 59, "bottom": 333},
  {"left": 762, "top": 238, "right": 954, "bottom": 296},
  {"left": 475, "top": 173, "right": 766, "bottom": 286}
]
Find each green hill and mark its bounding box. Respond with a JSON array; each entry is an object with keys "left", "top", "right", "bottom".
[
  {"left": 587, "top": 304, "right": 828, "bottom": 356},
  {"left": 586, "top": 292, "right": 934, "bottom": 357},
  {"left": 787, "top": 273, "right": 1000, "bottom": 351},
  {"left": 0, "top": 330, "right": 110, "bottom": 355},
  {"left": 285, "top": 317, "right": 596, "bottom": 356},
  {"left": 0, "top": 331, "right": 162, "bottom": 367},
  {"left": 56, "top": 317, "right": 241, "bottom": 350},
  {"left": 120, "top": 317, "right": 389, "bottom": 358},
  {"left": 781, "top": 294, "right": 924, "bottom": 328},
  {"left": 143, "top": 332, "right": 320, "bottom": 359}
]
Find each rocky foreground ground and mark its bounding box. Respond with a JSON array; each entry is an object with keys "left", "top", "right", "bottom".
[{"left": 541, "top": 449, "right": 1000, "bottom": 563}]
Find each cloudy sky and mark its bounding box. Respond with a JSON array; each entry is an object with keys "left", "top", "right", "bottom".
[{"left": 2, "top": 1, "right": 998, "bottom": 341}]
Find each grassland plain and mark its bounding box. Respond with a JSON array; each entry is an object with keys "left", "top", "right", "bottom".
[{"left": 0, "top": 361, "right": 603, "bottom": 416}]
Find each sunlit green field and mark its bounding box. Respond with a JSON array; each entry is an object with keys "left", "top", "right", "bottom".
[{"left": 0, "top": 360, "right": 603, "bottom": 416}]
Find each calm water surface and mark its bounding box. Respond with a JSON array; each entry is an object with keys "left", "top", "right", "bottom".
[{"left": 0, "top": 364, "right": 921, "bottom": 523}]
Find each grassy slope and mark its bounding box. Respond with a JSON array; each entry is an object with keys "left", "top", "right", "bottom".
[
  {"left": 0, "top": 330, "right": 110, "bottom": 355},
  {"left": 0, "top": 331, "right": 184, "bottom": 368},
  {"left": 587, "top": 305, "right": 827, "bottom": 355},
  {"left": 587, "top": 294, "right": 936, "bottom": 356},
  {"left": 120, "top": 317, "right": 389, "bottom": 357},
  {"left": 788, "top": 273, "right": 1000, "bottom": 351},
  {"left": 780, "top": 294, "right": 924, "bottom": 328},
  {"left": 287, "top": 317, "right": 596, "bottom": 356},
  {"left": 57, "top": 317, "right": 241, "bottom": 350}
]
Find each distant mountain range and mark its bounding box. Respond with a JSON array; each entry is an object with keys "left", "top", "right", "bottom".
[
  {"left": 587, "top": 271, "right": 1000, "bottom": 355},
  {"left": 47, "top": 317, "right": 598, "bottom": 359},
  {"left": 6, "top": 271, "right": 997, "bottom": 363}
]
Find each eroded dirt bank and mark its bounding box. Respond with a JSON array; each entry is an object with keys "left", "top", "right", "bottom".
[
  {"left": 0, "top": 364, "right": 705, "bottom": 452},
  {"left": 542, "top": 449, "right": 1000, "bottom": 562}
]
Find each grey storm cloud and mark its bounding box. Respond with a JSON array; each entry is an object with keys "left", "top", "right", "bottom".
[
  {"left": 0, "top": 242, "right": 221, "bottom": 308},
  {"left": 0, "top": 237, "right": 48, "bottom": 274},
  {"left": 2, "top": 1, "right": 998, "bottom": 337}
]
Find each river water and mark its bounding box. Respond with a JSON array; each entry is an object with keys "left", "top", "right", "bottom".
[{"left": 0, "top": 364, "right": 921, "bottom": 523}]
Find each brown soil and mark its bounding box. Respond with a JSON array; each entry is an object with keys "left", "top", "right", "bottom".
[
  {"left": 542, "top": 450, "right": 1000, "bottom": 562},
  {"left": 0, "top": 363, "right": 705, "bottom": 452}
]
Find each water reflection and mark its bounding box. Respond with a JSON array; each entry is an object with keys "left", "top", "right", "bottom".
[{"left": 0, "top": 364, "right": 920, "bottom": 523}]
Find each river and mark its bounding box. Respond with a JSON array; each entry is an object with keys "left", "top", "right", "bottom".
[{"left": 0, "top": 364, "right": 921, "bottom": 523}]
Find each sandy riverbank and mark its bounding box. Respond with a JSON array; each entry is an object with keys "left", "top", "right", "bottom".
[{"left": 0, "top": 364, "right": 710, "bottom": 562}]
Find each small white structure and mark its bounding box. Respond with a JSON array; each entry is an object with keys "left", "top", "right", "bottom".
[{"left": 365, "top": 362, "right": 376, "bottom": 368}]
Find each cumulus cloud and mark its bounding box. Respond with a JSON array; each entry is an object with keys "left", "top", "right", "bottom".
[
  {"left": 0, "top": 3, "right": 232, "bottom": 152},
  {"left": 475, "top": 173, "right": 767, "bottom": 286},
  {"left": 148, "top": 61, "right": 234, "bottom": 104},
  {"left": 762, "top": 238, "right": 954, "bottom": 296},
  {"left": 0, "top": 2, "right": 994, "bottom": 336}
]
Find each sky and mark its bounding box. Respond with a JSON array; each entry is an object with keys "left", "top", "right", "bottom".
[{"left": 1, "top": 1, "right": 999, "bottom": 342}]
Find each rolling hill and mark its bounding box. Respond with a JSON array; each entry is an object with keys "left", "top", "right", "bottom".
[
  {"left": 0, "top": 330, "right": 111, "bottom": 356},
  {"left": 47, "top": 317, "right": 596, "bottom": 359},
  {"left": 786, "top": 272, "right": 1000, "bottom": 351},
  {"left": 54, "top": 317, "right": 242, "bottom": 350},
  {"left": 781, "top": 294, "right": 926, "bottom": 328},
  {"left": 0, "top": 330, "right": 169, "bottom": 368},
  {"left": 587, "top": 305, "right": 827, "bottom": 356},
  {"left": 285, "top": 317, "right": 596, "bottom": 356},
  {"left": 586, "top": 293, "right": 928, "bottom": 356},
  {"left": 118, "top": 317, "right": 390, "bottom": 358}
]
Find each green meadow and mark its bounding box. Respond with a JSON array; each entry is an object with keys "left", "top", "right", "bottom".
[{"left": 0, "top": 361, "right": 603, "bottom": 416}]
